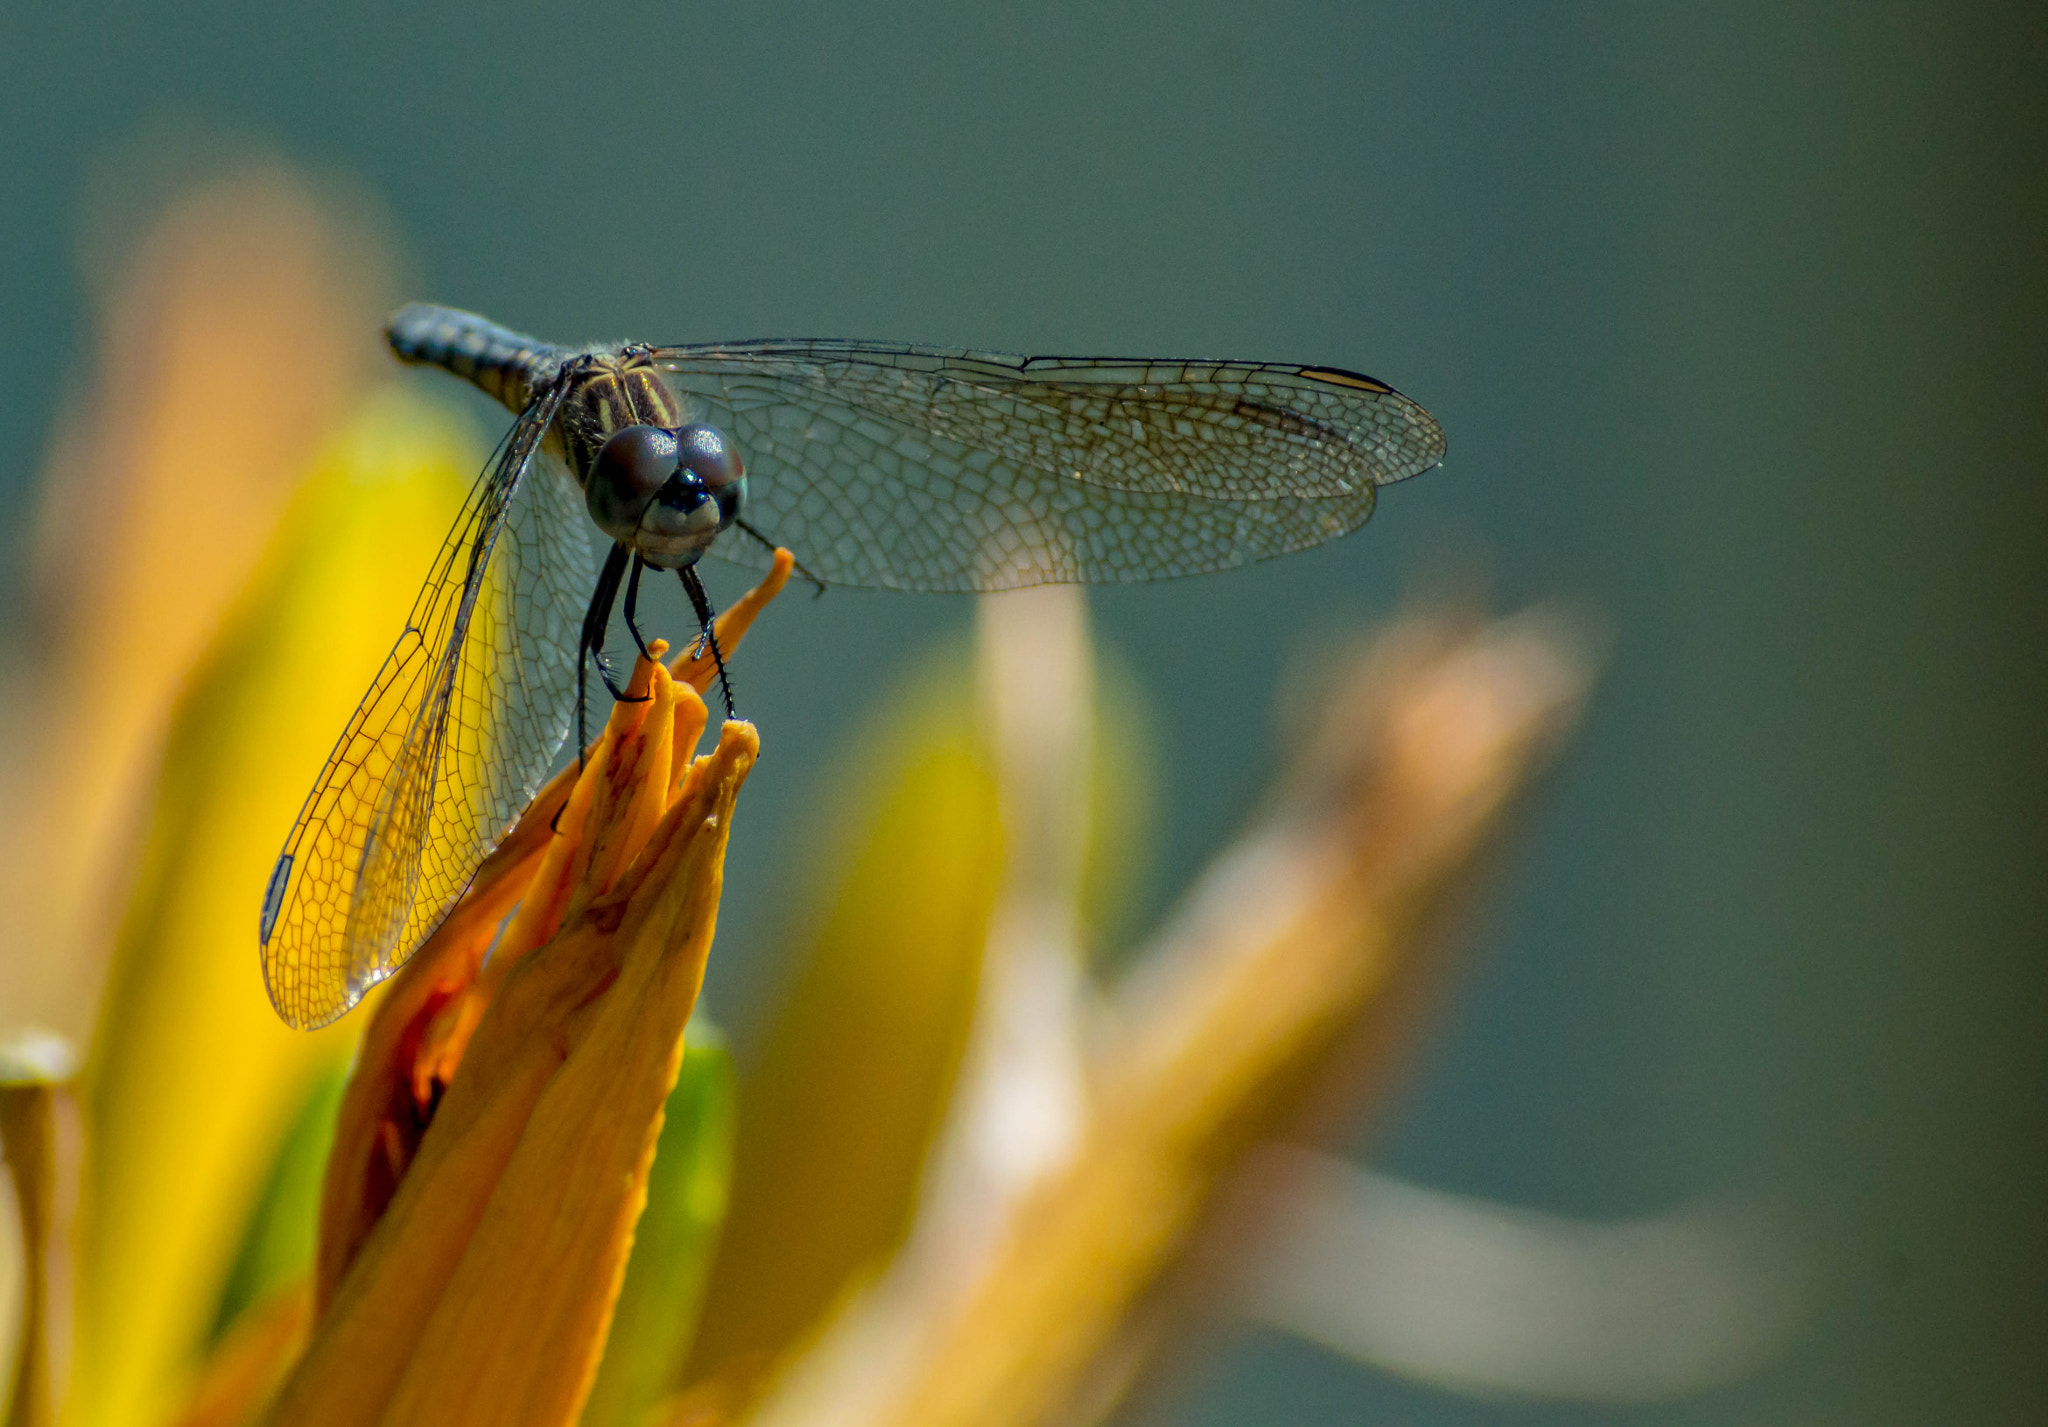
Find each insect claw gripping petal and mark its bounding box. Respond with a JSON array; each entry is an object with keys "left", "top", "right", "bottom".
[{"left": 679, "top": 566, "right": 737, "bottom": 719}]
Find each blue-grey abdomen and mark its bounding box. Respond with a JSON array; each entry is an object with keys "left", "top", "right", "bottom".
[{"left": 385, "top": 304, "right": 564, "bottom": 414}]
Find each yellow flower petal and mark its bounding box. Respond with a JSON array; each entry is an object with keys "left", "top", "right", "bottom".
[
  {"left": 72, "top": 389, "right": 475, "bottom": 1427},
  {"left": 683, "top": 659, "right": 1005, "bottom": 1396}
]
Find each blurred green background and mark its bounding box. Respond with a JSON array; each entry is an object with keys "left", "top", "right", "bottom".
[{"left": 2, "top": 3, "right": 2041, "bottom": 1423}]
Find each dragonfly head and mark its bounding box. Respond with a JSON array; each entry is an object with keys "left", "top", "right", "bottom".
[{"left": 587, "top": 422, "right": 746, "bottom": 568}]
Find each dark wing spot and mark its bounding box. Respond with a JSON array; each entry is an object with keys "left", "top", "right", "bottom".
[{"left": 1231, "top": 398, "right": 1329, "bottom": 440}]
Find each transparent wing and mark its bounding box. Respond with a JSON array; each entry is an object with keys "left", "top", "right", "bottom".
[
  {"left": 259, "top": 385, "right": 593, "bottom": 1029},
  {"left": 650, "top": 342, "right": 1444, "bottom": 591}
]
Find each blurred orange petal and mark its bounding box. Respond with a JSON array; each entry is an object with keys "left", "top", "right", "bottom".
[
  {"left": 0, "top": 165, "right": 390, "bottom": 1040},
  {"left": 738, "top": 611, "right": 1593, "bottom": 1427}
]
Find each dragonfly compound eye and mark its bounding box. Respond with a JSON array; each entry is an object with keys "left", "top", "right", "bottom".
[
  {"left": 631, "top": 423, "right": 747, "bottom": 568},
  {"left": 588, "top": 425, "right": 681, "bottom": 542},
  {"left": 676, "top": 423, "right": 746, "bottom": 532}
]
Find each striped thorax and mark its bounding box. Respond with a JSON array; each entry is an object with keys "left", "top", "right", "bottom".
[{"left": 385, "top": 304, "right": 745, "bottom": 570}]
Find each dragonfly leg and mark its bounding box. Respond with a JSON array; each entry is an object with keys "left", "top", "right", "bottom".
[
  {"left": 621, "top": 553, "right": 654, "bottom": 661},
  {"left": 579, "top": 548, "right": 621, "bottom": 762},
  {"left": 678, "top": 566, "right": 737, "bottom": 719},
  {"left": 575, "top": 544, "right": 649, "bottom": 768},
  {"left": 580, "top": 542, "right": 634, "bottom": 700}
]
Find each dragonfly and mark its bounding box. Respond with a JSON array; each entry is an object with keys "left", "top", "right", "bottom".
[{"left": 258, "top": 303, "right": 1446, "bottom": 1029}]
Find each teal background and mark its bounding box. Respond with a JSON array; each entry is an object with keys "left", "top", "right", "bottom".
[{"left": 3, "top": 4, "right": 2042, "bottom": 1421}]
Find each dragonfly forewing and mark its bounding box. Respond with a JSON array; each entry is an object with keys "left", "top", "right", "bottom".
[
  {"left": 652, "top": 342, "right": 1442, "bottom": 591},
  {"left": 259, "top": 386, "right": 592, "bottom": 1029}
]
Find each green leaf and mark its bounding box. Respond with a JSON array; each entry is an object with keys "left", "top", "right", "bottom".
[{"left": 208, "top": 1063, "right": 346, "bottom": 1341}]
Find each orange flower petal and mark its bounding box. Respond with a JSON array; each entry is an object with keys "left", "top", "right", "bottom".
[
  {"left": 273, "top": 721, "right": 756, "bottom": 1427},
  {"left": 312, "top": 558, "right": 784, "bottom": 1311},
  {"left": 379, "top": 728, "right": 757, "bottom": 1427}
]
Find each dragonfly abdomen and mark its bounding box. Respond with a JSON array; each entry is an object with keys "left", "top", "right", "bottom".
[{"left": 385, "top": 304, "right": 564, "bottom": 414}]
